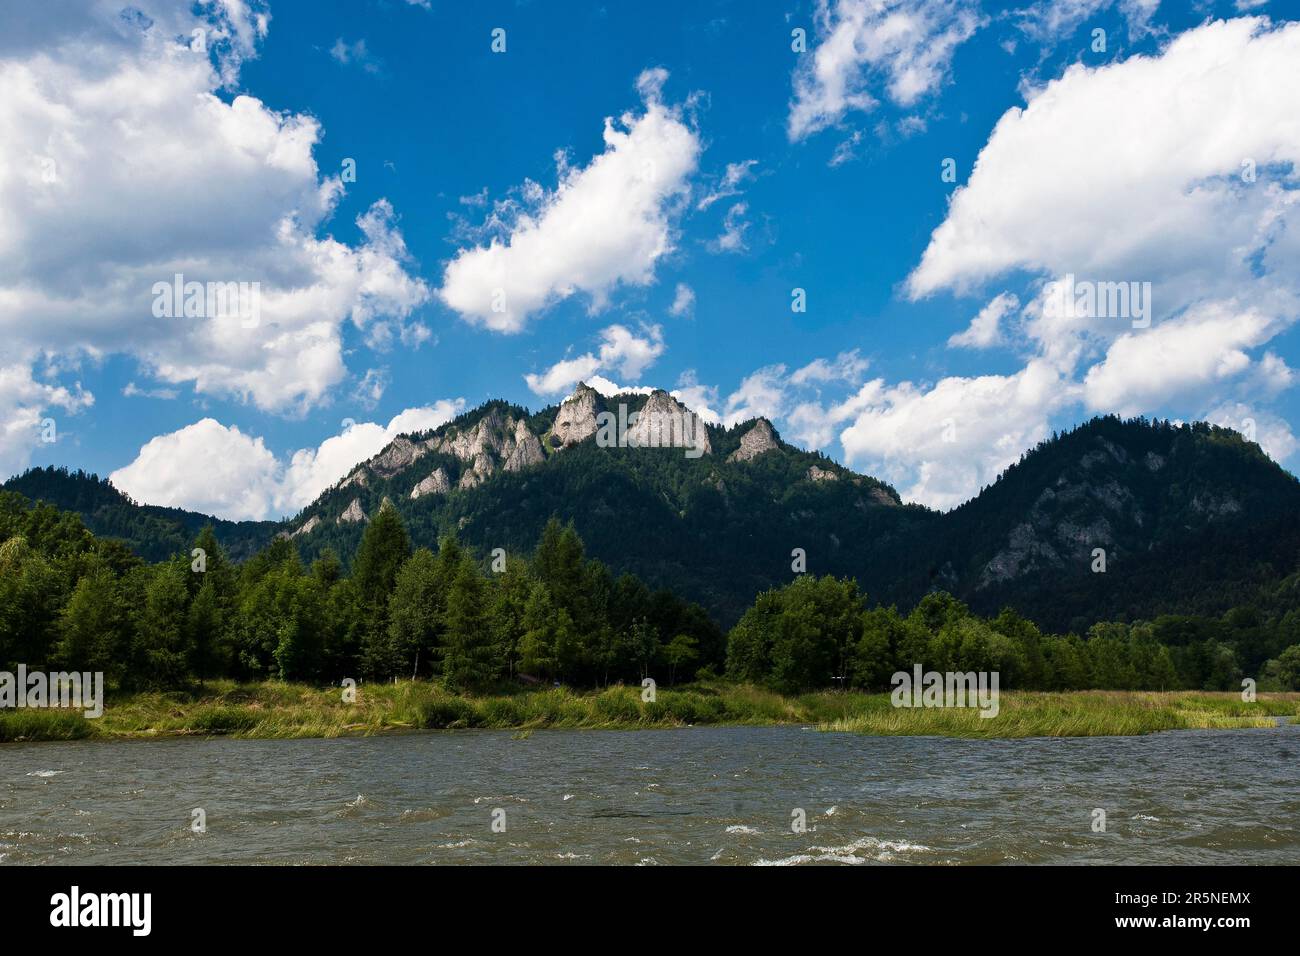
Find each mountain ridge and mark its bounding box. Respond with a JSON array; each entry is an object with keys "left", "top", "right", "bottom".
[{"left": 6, "top": 384, "right": 1298, "bottom": 631}]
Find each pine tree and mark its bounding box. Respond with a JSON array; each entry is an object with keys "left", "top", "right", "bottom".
[
  {"left": 387, "top": 548, "right": 441, "bottom": 678},
  {"left": 185, "top": 577, "right": 223, "bottom": 684},
  {"left": 135, "top": 559, "right": 190, "bottom": 688},
  {"left": 441, "top": 557, "right": 497, "bottom": 690},
  {"left": 352, "top": 500, "right": 411, "bottom": 607},
  {"left": 56, "top": 567, "right": 129, "bottom": 678},
  {"left": 489, "top": 557, "right": 533, "bottom": 678},
  {"left": 353, "top": 501, "right": 411, "bottom": 679},
  {"left": 519, "top": 582, "right": 560, "bottom": 680}
]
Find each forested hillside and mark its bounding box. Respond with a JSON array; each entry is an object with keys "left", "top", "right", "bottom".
[
  {"left": 3, "top": 488, "right": 1299, "bottom": 696},
  {"left": 7, "top": 389, "right": 1300, "bottom": 634}
]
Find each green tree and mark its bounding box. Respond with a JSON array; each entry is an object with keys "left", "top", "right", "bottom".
[
  {"left": 853, "top": 606, "right": 903, "bottom": 688},
  {"left": 352, "top": 500, "right": 411, "bottom": 607},
  {"left": 55, "top": 566, "right": 130, "bottom": 678},
  {"left": 135, "top": 560, "right": 191, "bottom": 688},
  {"left": 387, "top": 548, "right": 442, "bottom": 679},
  {"left": 441, "top": 558, "right": 497, "bottom": 690},
  {"left": 489, "top": 557, "right": 533, "bottom": 678},
  {"left": 662, "top": 633, "right": 698, "bottom": 684},
  {"left": 1262, "top": 644, "right": 1300, "bottom": 690},
  {"left": 519, "top": 583, "right": 564, "bottom": 680},
  {"left": 185, "top": 577, "right": 224, "bottom": 684}
]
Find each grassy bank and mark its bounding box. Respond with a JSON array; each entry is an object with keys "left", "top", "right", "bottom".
[
  {"left": 2, "top": 681, "right": 1298, "bottom": 743},
  {"left": 822, "top": 690, "right": 1300, "bottom": 738}
]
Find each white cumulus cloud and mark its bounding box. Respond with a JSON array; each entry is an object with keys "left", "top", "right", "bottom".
[
  {"left": 438, "top": 69, "right": 701, "bottom": 333},
  {"left": 0, "top": 0, "right": 430, "bottom": 440},
  {"left": 788, "top": 0, "right": 983, "bottom": 141},
  {"left": 524, "top": 324, "right": 666, "bottom": 396}
]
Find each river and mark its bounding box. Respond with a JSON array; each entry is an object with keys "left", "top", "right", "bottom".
[{"left": 3, "top": 724, "right": 1298, "bottom": 864}]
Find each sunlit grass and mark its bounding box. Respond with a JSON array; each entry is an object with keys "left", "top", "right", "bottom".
[
  {"left": 822, "top": 690, "right": 1300, "bottom": 738},
  {"left": 1, "top": 682, "right": 1297, "bottom": 742}
]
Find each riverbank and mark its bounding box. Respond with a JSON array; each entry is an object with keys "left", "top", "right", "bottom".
[{"left": 3, "top": 681, "right": 1299, "bottom": 743}]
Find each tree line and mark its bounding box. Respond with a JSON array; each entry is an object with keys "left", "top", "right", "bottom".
[
  {"left": 2, "top": 487, "right": 1299, "bottom": 696},
  {"left": 727, "top": 574, "right": 1300, "bottom": 693},
  {"left": 0, "top": 491, "right": 722, "bottom": 691}
]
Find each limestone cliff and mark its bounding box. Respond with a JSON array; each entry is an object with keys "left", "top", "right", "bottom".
[
  {"left": 410, "top": 467, "right": 450, "bottom": 500},
  {"left": 728, "top": 419, "right": 778, "bottom": 462},
  {"left": 550, "top": 382, "right": 602, "bottom": 447},
  {"left": 626, "top": 389, "right": 712, "bottom": 455}
]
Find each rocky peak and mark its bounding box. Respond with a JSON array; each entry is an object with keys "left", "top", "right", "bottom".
[
  {"left": 807, "top": 465, "right": 838, "bottom": 482},
  {"left": 338, "top": 498, "right": 367, "bottom": 524},
  {"left": 503, "top": 417, "right": 545, "bottom": 471},
  {"left": 627, "top": 389, "right": 712, "bottom": 455},
  {"left": 433, "top": 407, "right": 509, "bottom": 461},
  {"left": 551, "top": 382, "right": 603, "bottom": 448},
  {"left": 728, "top": 418, "right": 779, "bottom": 463}
]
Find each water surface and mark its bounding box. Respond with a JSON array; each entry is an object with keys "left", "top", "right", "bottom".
[{"left": 3, "top": 724, "right": 1297, "bottom": 864}]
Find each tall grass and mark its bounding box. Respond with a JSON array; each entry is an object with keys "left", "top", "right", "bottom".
[
  {"left": 1, "top": 682, "right": 1297, "bottom": 742},
  {"left": 822, "top": 690, "right": 1300, "bottom": 738}
]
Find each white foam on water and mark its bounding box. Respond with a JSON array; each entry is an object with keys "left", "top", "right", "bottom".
[
  {"left": 753, "top": 836, "right": 934, "bottom": 867},
  {"left": 725, "top": 824, "right": 760, "bottom": 835},
  {"left": 26, "top": 770, "right": 64, "bottom": 778}
]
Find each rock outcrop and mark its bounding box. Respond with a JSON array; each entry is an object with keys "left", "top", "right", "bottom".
[
  {"left": 291, "top": 514, "right": 321, "bottom": 537},
  {"left": 458, "top": 453, "right": 495, "bottom": 490},
  {"left": 428, "top": 408, "right": 546, "bottom": 478},
  {"left": 728, "top": 419, "right": 778, "bottom": 462},
  {"left": 410, "top": 467, "right": 450, "bottom": 500},
  {"left": 433, "top": 409, "right": 509, "bottom": 461},
  {"left": 807, "top": 465, "right": 838, "bottom": 482},
  {"left": 867, "top": 486, "right": 899, "bottom": 506},
  {"left": 503, "top": 417, "right": 545, "bottom": 471},
  {"left": 338, "top": 498, "right": 367, "bottom": 524},
  {"left": 369, "top": 436, "right": 426, "bottom": 478},
  {"left": 626, "top": 389, "right": 712, "bottom": 455},
  {"left": 550, "top": 382, "right": 602, "bottom": 447}
]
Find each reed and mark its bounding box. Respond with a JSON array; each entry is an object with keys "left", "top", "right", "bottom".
[{"left": 2, "top": 682, "right": 1296, "bottom": 742}]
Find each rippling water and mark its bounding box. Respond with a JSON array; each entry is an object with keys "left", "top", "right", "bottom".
[{"left": 3, "top": 724, "right": 1298, "bottom": 865}]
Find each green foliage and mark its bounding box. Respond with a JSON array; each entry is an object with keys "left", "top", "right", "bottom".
[
  {"left": 12, "top": 413, "right": 1300, "bottom": 645},
  {"left": 441, "top": 557, "right": 496, "bottom": 690},
  {"left": 5, "top": 449, "right": 1300, "bottom": 702},
  {"left": 726, "top": 574, "right": 1292, "bottom": 694}
]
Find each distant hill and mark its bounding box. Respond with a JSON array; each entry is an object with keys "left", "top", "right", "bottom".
[
  {"left": 0, "top": 467, "right": 276, "bottom": 563},
  {"left": 8, "top": 385, "right": 1300, "bottom": 631}
]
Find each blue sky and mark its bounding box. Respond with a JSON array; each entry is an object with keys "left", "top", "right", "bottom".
[{"left": 4, "top": 0, "right": 1300, "bottom": 518}]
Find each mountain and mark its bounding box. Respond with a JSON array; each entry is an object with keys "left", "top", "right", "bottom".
[
  {"left": 7, "top": 384, "right": 1300, "bottom": 631},
  {"left": 916, "top": 417, "right": 1300, "bottom": 631},
  {"left": 0, "top": 467, "right": 276, "bottom": 563}
]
